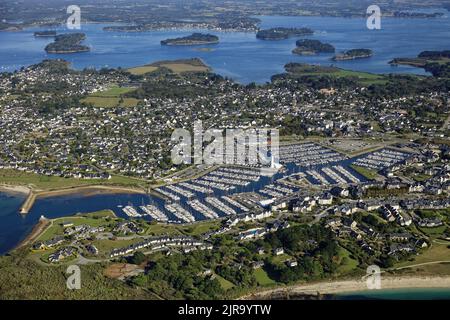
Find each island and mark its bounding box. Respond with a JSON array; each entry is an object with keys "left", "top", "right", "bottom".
[
  {"left": 390, "top": 50, "right": 450, "bottom": 77},
  {"left": 293, "top": 39, "right": 335, "bottom": 55},
  {"left": 34, "top": 31, "right": 57, "bottom": 37},
  {"left": 392, "top": 11, "right": 445, "bottom": 18},
  {"left": 45, "top": 33, "right": 90, "bottom": 54},
  {"left": 256, "top": 27, "right": 314, "bottom": 40},
  {"left": 332, "top": 49, "right": 373, "bottom": 61},
  {"left": 160, "top": 33, "right": 219, "bottom": 46}
]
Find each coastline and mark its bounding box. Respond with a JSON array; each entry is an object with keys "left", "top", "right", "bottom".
[
  {"left": 17, "top": 185, "right": 147, "bottom": 214},
  {"left": 14, "top": 217, "right": 51, "bottom": 250},
  {"left": 0, "top": 184, "right": 31, "bottom": 195},
  {"left": 241, "top": 276, "right": 450, "bottom": 299}
]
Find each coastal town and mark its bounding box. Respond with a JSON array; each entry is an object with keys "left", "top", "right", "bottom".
[
  {"left": 0, "top": 0, "right": 449, "bottom": 302},
  {"left": 0, "top": 54, "right": 447, "bottom": 299}
]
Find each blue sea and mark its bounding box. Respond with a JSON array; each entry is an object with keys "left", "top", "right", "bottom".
[
  {"left": 0, "top": 14, "right": 450, "bottom": 83},
  {"left": 1, "top": 13, "right": 450, "bottom": 254},
  {"left": 336, "top": 288, "right": 450, "bottom": 300}
]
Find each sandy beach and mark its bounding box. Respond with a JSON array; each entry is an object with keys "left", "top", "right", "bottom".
[
  {"left": 241, "top": 276, "right": 450, "bottom": 299},
  {"left": 0, "top": 184, "right": 31, "bottom": 195}
]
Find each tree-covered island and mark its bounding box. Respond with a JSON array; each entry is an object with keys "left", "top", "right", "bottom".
[
  {"left": 293, "top": 39, "right": 335, "bottom": 55},
  {"left": 256, "top": 27, "right": 314, "bottom": 40},
  {"left": 332, "top": 49, "right": 373, "bottom": 61},
  {"left": 161, "top": 33, "right": 219, "bottom": 46},
  {"left": 34, "top": 31, "right": 57, "bottom": 37},
  {"left": 45, "top": 33, "right": 90, "bottom": 54}
]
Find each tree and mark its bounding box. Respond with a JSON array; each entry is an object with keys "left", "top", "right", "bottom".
[{"left": 129, "top": 251, "right": 145, "bottom": 265}]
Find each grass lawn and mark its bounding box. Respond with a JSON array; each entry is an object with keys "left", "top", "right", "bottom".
[
  {"left": 254, "top": 268, "right": 276, "bottom": 286},
  {"left": 417, "top": 208, "right": 450, "bottom": 221},
  {"left": 334, "top": 69, "right": 388, "bottom": 85},
  {"left": 215, "top": 274, "right": 235, "bottom": 290},
  {"left": 0, "top": 169, "right": 146, "bottom": 190},
  {"left": 37, "top": 210, "right": 116, "bottom": 242},
  {"left": 127, "top": 66, "right": 159, "bottom": 75},
  {"left": 350, "top": 165, "right": 379, "bottom": 180},
  {"left": 418, "top": 225, "right": 448, "bottom": 237},
  {"left": 144, "top": 223, "right": 183, "bottom": 237},
  {"left": 82, "top": 85, "right": 140, "bottom": 108},
  {"left": 92, "top": 238, "right": 141, "bottom": 255},
  {"left": 93, "top": 86, "right": 136, "bottom": 97},
  {"left": 285, "top": 64, "right": 387, "bottom": 86},
  {"left": 271, "top": 253, "right": 291, "bottom": 265},
  {"left": 395, "top": 262, "right": 450, "bottom": 276},
  {"left": 159, "top": 63, "right": 209, "bottom": 74},
  {"left": 179, "top": 220, "right": 221, "bottom": 236},
  {"left": 396, "top": 241, "right": 450, "bottom": 268},
  {"left": 412, "top": 174, "right": 432, "bottom": 182},
  {"left": 336, "top": 246, "right": 359, "bottom": 275},
  {"left": 144, "top": 220, "right": 221, "bottom": 237}
]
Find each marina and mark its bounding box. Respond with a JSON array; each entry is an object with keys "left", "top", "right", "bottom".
[
  {"left": 352, "top": 149, "right": 411, "bottom": 170},
  {"left": 122, "top": 206, "right": 141, "bottom": 218},
  {"left": 280, "top": 143, "right": 347, "bottom": 167},
  {"left": 178, "top": 182, "right": 214, "bottom": 194},
  {"left": 259, "top": 183, "right": 297, "bottom": 199},
  {"left": 221, "top": 196, "right": 250, "bottom": 212},
  {"left": 205, "top": 197, "right": 237, "bottom": 215},
  {"left": 165, "top": 203, "right": 196, "bottom": 223},
  {"left": 188, "top": 199, "right": 220, "bottom": 219},
  {"left": 164, "top": 185, "right": 195, "bottom": 199},
  {"left": 140, "top": 204, "right": 168, "bottom": 222},
  {"left": 155, "top": 188, "right": 181, "bottom": 201}
]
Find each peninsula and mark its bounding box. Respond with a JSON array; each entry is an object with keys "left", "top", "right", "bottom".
[
  {"left": 256, "top": 27, "right": 314, "bottom": 40},
  {"left": 332, "top": 49, "right": 373, "bottom": 61},
  {"left": 45, "top": 33, "right": 90, "bottom": 54},
  {"left": 160, "top": 33, "right": 219, "bottom": 46},
  {"left": 293, "top": 39, "right": 335, "bottom": 55},
  {"left": 390, "top": 50, "right": 450, "bottom": 77}
]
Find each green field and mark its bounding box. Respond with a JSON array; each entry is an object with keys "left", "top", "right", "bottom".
[
  {"left": 82, "top": 85, "right": 140, "bottom": 108},
  {"left": 413, "top": 174, "right": 432, "bottom": 182},
  {"left": 418, "top": 225, "right": 448, "bottom": 237},
  {"left": 350, "top": 165, "right": 379, "bottom": 180},
  {"left": 128, "top": 58, "right": 210, "bottom": 75},
  {"left": 396, "top": 241, "right": 450, "bottom": 268},
  {"left": 336, "top": 246, "right": 359, "bottom": 275},
  {"left": 0, "top": 169, "right": 146, "bottom": 190},
  {"left": 284, "top": 63, "right": 387, "bottom": 85},
  {"left": 143, "top": 219, "right": 221, "bottom": 237},
  {"left": 254, "top": 268, "right": 276, "bottom": 286},
  {"left": 215, "top": 274, "right": 235, "bottom": 290},
  {"left": 37, "top": 210, "right": 115, "bottom": 242},
  {"left": 159, "top": 62, "right": 210, "bottom": 74},
  {"left": 92, "top": 238, "right": 141, "bottom": 255},
  {"left": 93, "top": 86, "right": 136, "bottom": 97},
  {"left": 127, "top": 65, "right": 159, "bottom": 75},
  {"left": 83, "top": 96, "right": 140, "bottom": 108}
]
